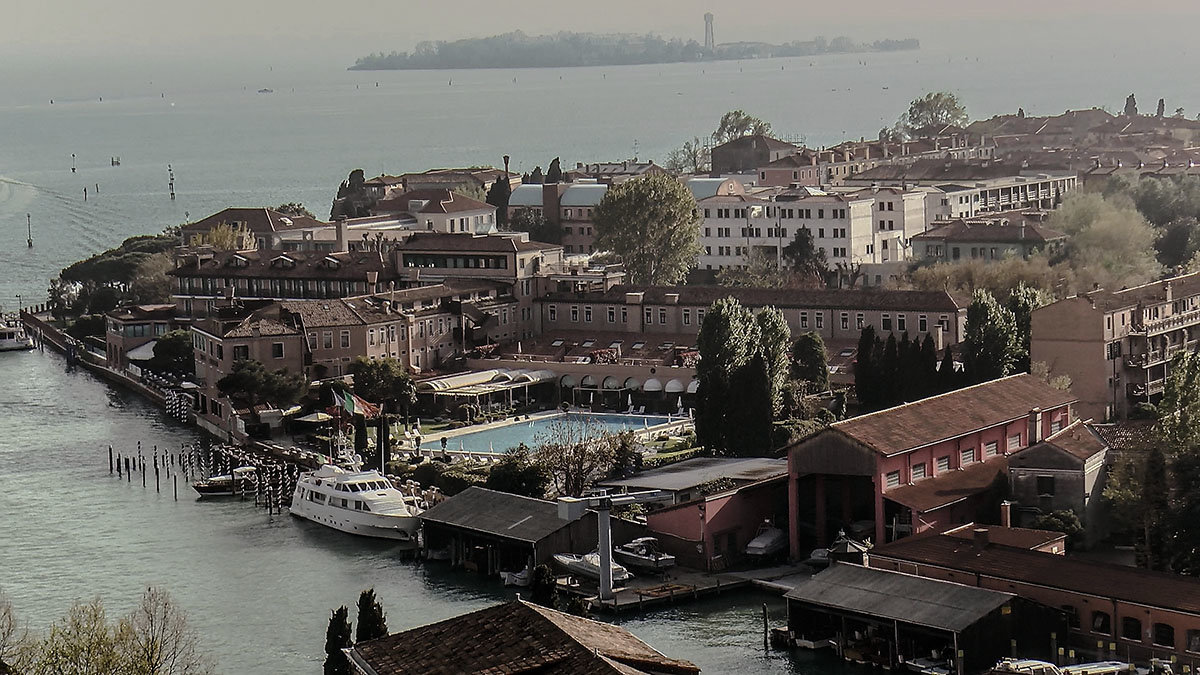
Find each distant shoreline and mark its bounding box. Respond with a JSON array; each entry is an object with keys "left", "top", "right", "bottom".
[{"left": 349, "top": 31, "right": 919, "bottom": 72}]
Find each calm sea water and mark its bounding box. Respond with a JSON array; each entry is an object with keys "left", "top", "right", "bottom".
[{"left": 2, "top": 35, "right": 1200, "bottom": 672}]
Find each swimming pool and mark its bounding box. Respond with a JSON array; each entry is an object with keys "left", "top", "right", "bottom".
[{"left": 419, "top": 412, "right": 678, "bottom": 454}]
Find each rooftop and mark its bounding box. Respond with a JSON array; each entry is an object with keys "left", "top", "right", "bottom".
[
  {"left": 541, "top": 285, "right": 962, "bottom": 314},
  {"left": 1082, "top": 271, "right": 1200, "bottom": 312},
  {"left": 181, "top": 207, "right": 325, "bottom": 234},
  {"left": 785, "top": 564, "right": 1013, "bottom": 633},
  {"left": 106, "top": 304, "right": 177, "bottom": 322},
  {"left": 942, "top": 523, "right": 1067, "bottom": 551},
  {"left": 348, "top": 599, "right": 699, "bottom": 675},
  {"left": 599, "top": 457, "right": 787, "bottom": 493},
  {"left": 870, "top": 533, "right": 1200, "bottom": 615},
  {"left": 170, "top": 249, "right": 396, "bottom": 282},
  {"left": 912, "top": 217, "right": 1066, "bottom": 245},
  {"left": 400, "top": 232, "right": 560, "bottom": 253},
  {"left": 827, "top": 374, "right": 1076, "bottom": 457},
  {"left": 419, "top": 486, "right": 579, "bottom": 544},
  {"left": 373, "top": 189, "right": 494, "bottom": 215},
  {"left": 713, "top": 134, "right": 799, "bottom": 152},
  {"left": 1035, "top": 420, "right": 1108, "bottom": 461}
]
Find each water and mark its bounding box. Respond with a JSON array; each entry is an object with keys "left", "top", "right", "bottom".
[
  {"left": 420, "top": 412, "right": 676, "bottom": 452},
  {"left": 4, "top": 31, "right": 1200, "bottom": 671}
]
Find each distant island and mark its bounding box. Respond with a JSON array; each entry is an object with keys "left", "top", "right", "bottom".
[{"left": 349, "top": 30, "right": 919, "bottom": 71}]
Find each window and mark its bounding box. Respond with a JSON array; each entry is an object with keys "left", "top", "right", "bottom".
[
  {"left": 323, "top": 332, "right": 333, "bottom": 350},
  {"left": 271, "top": 343, "right": 284, "bottom": 358},
  {"left": 1063, "top": 606, "right": 1080, "bottom": 629},
  {"left": 1008, "top": 434, "right": 1022, "bottom": 451},
  {"left": 961, "top": 448, "right": 976, "bottom": 465},
  {"left": 621, "top": 307, "right": 628, "bottom": 323},
  {"left": 840, "top": 313, "right": 849, "bottom": 330},
  {"left": 881, "top": 314, "right": 892, "bottom": 331},
  {"left": 1154, "top": 623, "right": 1175, "bottom": 648},
  {"left": 368, "top": 329, "right": 376, "bottom": 346},
  {"left": 815, "top": 312, "right": 823, "bottom": 329},
  {"left": 659, "top": 308, "right": 667, "bottom": 324},
  {"left": 683, "top": 309, "right": 691, "bottom": 326},
  {"left": 1092, "top": 611, "right": 1112, "bottom": 635},
  {"left": 1122, "top": 617, "right": 1143, "bottom": 642},
  {"left": 984, "top": 441, "right": 998, "bottom": 457},
  {"left": 548, "top": 305, "right": 557, "bottom": 322},
  {"left": 885, "top": 471, "right": 901, "bottom": 489},
  {"left": 937, "top": 456, "right": 950, "bottom": 473},
  {"left": 233, "top": 345, "right": 248, "bottom": 361},
  {"left": 340, "top": 331, "right": 350, "bottom": 349},
  {"left": 584, "top": 306, "right": 592, "bottom": 322},
  {"left": 1187, "top": 629, "right": 1200, "bottom": 653},
  {"left": 911, "top": 463, "right": 926, "bottom": 480},
  {"left": 800, "top": 312, "right": 809, "bottom": 329},
  {"left": 918, "top": 315, "right": 928, "bottom": 332},
  {"left": 1036, "top": 476, "right": 1055, "bottom": 496},
  {"left": 897, "top": 315, "right": 906, "bottom": 332},
  {"left": 856, "top": 313, "right": 864, "bottom": 330},
  {"left": 644, "top": 307, "right": 653, "bottom": 325},
  {"left": 570, "top": 306, "right": 579, "bottom": 322}
]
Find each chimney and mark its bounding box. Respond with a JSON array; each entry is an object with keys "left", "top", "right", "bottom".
[
  {"left": 1027, "top": 407, "right": 1043, "bottom": 445},
  {"left": 1000, "top": 501, "right": 1013, "bottom": 528},
  {"left": 251, "top": 325, "right": 261, "bottom": 338},
  {"left": 1164, "top": 281, "right": 1173, "bottom": 303},
  {"left": 366, "top": 271, "right": 379, "bottom": 294},
  {"left": 972, "top": 527, "right": 990, "bottom": 552},
  {"left": 335, "top": 217, "right": 349, "bottom": 253},
  {"left": 542, "top": 184, "right": 564, "bottom": 225}
]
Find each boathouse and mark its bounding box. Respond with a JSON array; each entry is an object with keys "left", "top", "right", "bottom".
[
  {"left": 419, "top": 486, "right": 644, "bottom": 577},
  {"left": 784, "top": 564, "right": 1065, "bottom": 675}
]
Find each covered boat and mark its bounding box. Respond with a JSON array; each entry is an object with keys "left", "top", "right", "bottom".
[
  {"left": 613, "top": 537, "right": 676, "bottom": 572},
  {"left": 191, "top": 466, "right": 258, "bottom": 497},
  {"left": 745, "top": 520, "right": 787, "bottom": 559},
  {"left": 552, "top": 552, "right": 632, "bottom": 585}
]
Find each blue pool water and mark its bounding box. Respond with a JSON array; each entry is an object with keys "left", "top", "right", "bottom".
[{"left": 420, "top": 412, "right": 676, "bottom": 454}]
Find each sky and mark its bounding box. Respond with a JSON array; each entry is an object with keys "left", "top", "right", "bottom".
[{"left": 6, "top": 0, "right": 1200, "bottom": 68}]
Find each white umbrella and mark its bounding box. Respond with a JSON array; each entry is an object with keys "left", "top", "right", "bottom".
[
  {"left": 626, "top": 394, "right": 633, "bottom": 411},
  {"left": 296, "top": 411, "right": 333, "bottom": 423}
]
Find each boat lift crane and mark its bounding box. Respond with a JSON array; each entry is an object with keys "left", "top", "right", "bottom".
[{"left": 557, "top": 489, "right": 673, "bottom": 601}]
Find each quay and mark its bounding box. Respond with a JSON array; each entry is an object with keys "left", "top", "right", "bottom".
[{"left": 558, "top": 566, "right": 752, "bottom": 614}]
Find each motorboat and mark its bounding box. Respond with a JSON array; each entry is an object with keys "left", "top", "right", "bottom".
[
  {"left": 803, "top": 547, "right": 831, "bottom": 569},
  {"left": 0, "top": 321, "right": 34, "bottom": 352},
  {"left": 290, "top": 464, "right": 423, "bottom": 546},
  {"left": 613, "top": 537, "right": 676, "bottom": 572},
  {"left": 990, "top": 659, "right": 1142, "bottom": 675},
  {"left": 745, "top": 520, "right": 787, "bottom": 559},
  {"left": 501, "top": 568, "right": 531, "bottom": 587},
  {"left": 191, "top": 466, "right": 258, "bottom": 497},
  {"left": 552, "top": 552, "right": 633, "bottom": 585}
]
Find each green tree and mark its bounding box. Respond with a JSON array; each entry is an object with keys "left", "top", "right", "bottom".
[
  {"left": 531, "top": 417, "right": 617, "bottom": 497},
  {"left": 545, "top": 157, "right": 562, "bottom": 184},
  {"left": 593, "top": 174, "right": 701, "bottom": 285},
  {"left": 485, "top": 445, "right": 550, "bottom": 498},
  {"left": 1007, "top": 283, "right": 1051, "bottom": 373},
  {"left": 609, "top": 431, "right": 644, "bottom": 478},
  {"left": 899, "top": 91, "right": 968, "bottom": 134},
  {"left": 782, "top": 228, "right": 828, "bottom": 285},
  {"left": 187, "top": 223, "right": 255, "bottom": 251},
  {"left": 962, "top": 289, "right": 1018, "bottom": 382},
  {"left": 217, "top": 360, "right": 307, "bottom": 407},
  {"left": 695, "top": 298, "right": 760, "bottom": 452},
  {"left": 128, "top": 252, "right": 175, "bottom": 304},
  {"left": 712, "top": 110, "right": 772, "bottom": 144},
  {"left": 354, "top": 589, "right": 388, "bottom": 643},
  {"left": 149, "top": 330, "right": 195, "bottom": 378},
  {"left": 323, "top": 606, "right": 353, "bottom": 675},
  {"left": 726, "top": 354, "right": 774, "bottom": 456},
  {"left": 1124, "top": 93, "right": 1138, "bottom": 117},
  {"left": 508, "top": 208, "right": 563, "bottom": 244},
  {"left": 1030, "top": 510, "right": 1084, "bottom": 547},
  {"left": 716, "top": 250, "right": 788, "bottom": 288},
  {"left": 1157, "top": 98, "right": 1166, "bottom": 118},
  {"left": 528, "top": 166, "right": 544, "bottom": 184},
  {"left": 756, "top": 307, "right": 791, "bottom": 415},
  {"left": 853, "top": 325, "right": 881, "bottom": 410},
  {"left": 349, "top": 357, "right": 415, "bottom": 416},
  {"left": 485, "top": 176, "right": 512, "bottom": 228},
  {"left": 276, "top": 203, "right": 315, "bottom": 219},
  {"left": 529, "top": 565, "right": 556, "bottom": 608},
  {"left": 790, "top": 332, "right": 829, "bottom": 391}
]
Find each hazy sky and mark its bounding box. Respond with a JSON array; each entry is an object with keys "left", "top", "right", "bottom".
[{"left": 6, "top": 0, "right": 1199, "bottom": 66}]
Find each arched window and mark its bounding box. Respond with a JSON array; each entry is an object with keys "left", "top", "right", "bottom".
[
  {"left": 1092, "top": 611, "right": 1111, "bottom": 635},
  {"left": 1121, "top": 617, "right": 1142, "bottom": 642}
]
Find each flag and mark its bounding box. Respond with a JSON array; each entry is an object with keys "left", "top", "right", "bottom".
[{"left": 341, "top": 390, "right": 381, "bottom": 418}]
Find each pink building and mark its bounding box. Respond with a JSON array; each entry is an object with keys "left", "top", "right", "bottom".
[{"left": 786, "top": 374, "right": 1076, "bottom": 558}]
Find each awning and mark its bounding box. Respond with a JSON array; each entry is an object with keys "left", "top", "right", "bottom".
[
  {"left": 418, "top": 369, "right": 509, "bottom": 392},
  {"left": 602, "top": 376, "right": 621, "bottom": 390},
  {"left": 687, "top": 379, "right": 700, "bottom": 394},
  {"left": 664, "top": 379, "right": 686, "bottom": 393},
  {"left": 643, "top": 378, "right": 663, "bottom": 392},
  {"left": 624, "top": 377, "right": 641, "bottom": 391},
  {"left": 125, "top": 340, "right": 158, "bottom": 361},
  {"left": 560, "top": 374, "right": 577, "bottom": 388},
  {"left": 580, "top": 375, "right": 598, "bottom": 388},
  {"left": 295, "top": 411, "right": 333, "bottom": 423}
]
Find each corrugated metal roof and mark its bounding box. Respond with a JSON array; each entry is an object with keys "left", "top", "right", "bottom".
[
  {"left": 560, "top": 184, "right": 609, "bottom": 207},
  {"left": 418, "top": 486, "right": 578, "bottom": 544},
  {"left": 785, "top": 564, "right": 1013, "bottom": 633},
  {"left": 508, "top": 184, "right": 544, "bottom": 207}
]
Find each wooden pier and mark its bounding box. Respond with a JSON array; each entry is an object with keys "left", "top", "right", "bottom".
[{"left": 558, "top": 566, "right": 750, "bottom": 614}]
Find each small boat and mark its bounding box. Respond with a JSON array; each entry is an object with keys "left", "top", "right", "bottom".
[
  {"left": 745, "top": 520, "right": 787, "bottom": 559},
  {"left": 613, "top": 537, "right": 676, "bottom": 572},
  {"left": 803, "top": 547, "right": 831, "bottom": 569},
  {"left": 290, "top": 464, "right": 423, "bottom": 546},
  {"left": 257, "top": 88, "right": 274, "bottom": 94},
  {"left": 552, "top": 552, "right": 632, "bottom": 585},
  {"left": 191, "top": 466, "right": 258, "bottom": 497},
  {"left": 501, "top": 568, "right": 531, "bottom": 587},
  {"left": 0, "top": 321, "right": 34, "bottom": 352}
]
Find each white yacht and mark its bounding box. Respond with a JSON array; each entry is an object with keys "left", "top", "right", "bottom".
[
  {"left": 0, "top": 321, "right": 34, "bottom": 352},
  {"left": 290, "top": 465, "right": 423, "bottom": 546}
]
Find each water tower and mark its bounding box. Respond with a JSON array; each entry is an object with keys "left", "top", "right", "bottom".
[{"left": 704, "top": 13, "right": 715, "bottom": 53}]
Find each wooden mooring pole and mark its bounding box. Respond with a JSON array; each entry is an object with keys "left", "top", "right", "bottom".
[
  {"left": 108, "top": 445, "right": 113, "bottom": 474},
  {"left": 763, "top": 603, "right": 769, "bottom": 651}
]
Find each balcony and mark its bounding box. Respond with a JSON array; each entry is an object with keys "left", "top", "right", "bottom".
[
  {"left": 1127, "top": 380, "right": 1166, "bottom": 400},
  {"left": 1130, "top": 308, "right": 1200, "bottom": 336}
]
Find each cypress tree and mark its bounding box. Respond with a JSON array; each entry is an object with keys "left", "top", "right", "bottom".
[
  {"left": 355, "top": 588, "right": 388, "bottom": 643},
  {"left": 485, "top": 176, "right": 511, "bottom": 228},
  {"left": 919, "top": 334, "right": 939, "bottom": 396},
  {"left": 545, "top": 157, "right": 563, "bottom": 183},
  {"left": 882, "top": 333, "right": 899, "bottom": 407},
  {"left": 727, "top": 354, "right": 774, "bottom": 456},
  {"left": 323, "top": 606, "right": 353, "bottom": 675},
  {"left": 854, "top": 325, "right": 878, "bottom": 409},
  {"left": 1142, "top": 447, "right": 1170, "bottom": 570},
  {"left": 529, "top": 166, "right": 544, "bottom": 184},
  {"left": 938, "top": 346, "right": 957, "bottom": 393}
]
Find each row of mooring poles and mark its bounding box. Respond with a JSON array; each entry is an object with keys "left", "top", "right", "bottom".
[{"left": 107, "top": 441, "right": 299, "bottom": 515}]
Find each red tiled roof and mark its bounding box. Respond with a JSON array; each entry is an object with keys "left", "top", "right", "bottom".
[
  {"left": 1036, "top": 420, "right": 1107, "bottom": 461},
  {"left": 181, "top": 207, "right": 325, "bottom": 235},
  {"left": 884, "top": 458, "right": 1008, "bottom": 513},
  {"left": 912, "top": 218, "right": 1066, "bottom": 245},
  {"left": 870, "top": 533, "right": 1200, "bottom": 615},
  {"left": 942, "top": 523, "right": 1067, "bottom": 551},
  {"left": 542, "top": 285, "right": 962, "bottom": 313},
  {"left": 373, "top": 189, "right": 493, "bottom": 215},
  {"left": 831, "top": 374, "right": 1077, "bottom": 457},
  {"left": 348, "top": 600, "right": 699, "bottom": 675}
]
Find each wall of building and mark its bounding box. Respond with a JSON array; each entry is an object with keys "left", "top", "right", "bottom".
[{"left": 1031, "top": 298, "right": 1112, "bottom": 421}]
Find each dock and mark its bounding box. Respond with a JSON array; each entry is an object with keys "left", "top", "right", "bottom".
[{"left": 558, "top": 566, "right": 750, "bottom": 614}]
